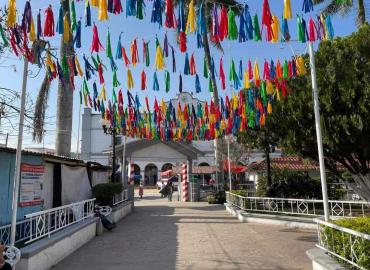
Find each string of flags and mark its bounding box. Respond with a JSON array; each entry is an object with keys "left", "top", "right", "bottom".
[{"left": 0, "top": 0, "right": 331, "bottom": 142}]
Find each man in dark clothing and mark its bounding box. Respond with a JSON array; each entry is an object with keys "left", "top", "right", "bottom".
[{"left": 0, "top": 245, "right": 12, "bottom": 270}]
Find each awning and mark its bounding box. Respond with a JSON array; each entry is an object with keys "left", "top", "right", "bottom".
[{"left": 222, "top": 160, "right": 247, "bottom": 174}]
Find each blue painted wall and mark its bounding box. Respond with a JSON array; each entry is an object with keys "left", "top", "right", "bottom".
[{"left": 0, "top": 151, "right": 44, "bottom": 226}]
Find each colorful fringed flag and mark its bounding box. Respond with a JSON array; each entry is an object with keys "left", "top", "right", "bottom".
[
  {"left": 106, "top": 29, "right": 112, "bottom": 57},
  {"left": 227, "top": 8, "right": 238, "bottom": 40},
  {"left": 302, "top": 0, "right": 314, "bottom": 13},
  {"left": 154, "top": 44, "right": 165, "bottom": 70},
  {"left": 178, "top": 0, "right": 187, "bottom": 52},
  {"left": 85, "top": 0, "right": 92, "bottom": 26},
  {"left": 253, "top": 14, "right": 261, "bottom": 41},
  {"left": 74, "top": 19, "right": 82, "bottom": 48},
  {"left": 136, "top": 0, "right": 144, "bottom": 19},
  {"left": 271, "top": 15, "right": 279, "bottom": 42},
  {"left": 244, "top": 5, "right": 254, "bottom": 40},
  {"left": 127, "top": 69, "right": 134, "bottom": 89},
  {"left": 141, "top": 70, "right": 147, "bottom": 90},
  {"left": 116, "top": 33, "right": 122, "bottom": 59},
  {"left": 153, "top": 71, "right": 159, "bottom": 91},
  {"left": 219, "top": 58, "right": 226, "bottom": 90},
  {"left": 151, "top": 0, "right": 162, "bottom": 27},
  {"left": 261, "top": 0, "right": 273, "bottom": 41},
  {"left": 190, "top": 53, "right": 196, "bottom": 75},
  {"left": 7, "top": 0, "right": 17, "bottom": 27},
  {"left": 281, "top": 16, "right": 290, "bottom": 41},
  {"left": 197, "top": 0, "right": 206, "bottom": 36},
  {"left": 63, "top": 13, "right": 71, "bottom": 44},
  {"left": 219, "top": 6, "right": 228, "bottom": 41},
  {"left": 122, "top": 46, "right": 131, "bottom": 66},
  {"left": 211, "top": 4, "right": 220, "bottom": 42},
  {"left": 143, "top": 40, "right": 150, "bottom": 66},
  {"left": 44, "top": 5, "right": 55, "bottom": 37},
  {"left": 98, "top": 0, "right": 109, "bottom": 21},
  {"left": 165, "top": 71, "right": 170, "bottom": 92},
  {"left": 195, "top": 74, "right": 201, "bottom": 93},
  {"left": 126, "top": 0, "right": 137, "bottom": 17},
  {"left": 114, "top": 0, "right": 123, "bottom": 14},
  {"left": 71, "top": 0, "right": 77, "bottom": 32},
  {"left": 186, "top": 0, "right": 196, "bottom": 33},
  {"left": 91, "top": 23, "right": 104, "bottom": 52},
  {"left": 283, "top": 0, "right": 292, "bottom": 19},
  {"left": 130, "top": 39, "right": 139, "bottom": 66},
  {"left": 56, "top": 5, "right": 64, "bottom": 35},
  {"left": 165, "top": 0, "right": 175, "bottom": 28},
  {"left": 163, "top": 34, "right": 169, "bottom": 57},
  {"left": 184, "top": 53, "right": 190, "bottom": 75}
]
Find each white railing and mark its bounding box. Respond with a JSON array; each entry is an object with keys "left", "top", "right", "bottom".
[
  {"left": 316, "top": 218, "right": 370, "bottom": 270},
  {"left": 0, "top": 218, "right": 31, "bottom": 245},
  {"left": 24, "top": 198, "right": 96, "bottom": 244},
  {"left": 226, "top": 192, "right": 370, "bottom": 218},
  {"left": 113, "top": 190, "right": 129, "bottom": 206}
]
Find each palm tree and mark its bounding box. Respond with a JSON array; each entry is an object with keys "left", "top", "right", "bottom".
[
  {"left": 313, "top": 0, "right": 367, "bottom": 27},
  {"left": 55, "top": 0, "right": 75, "bottom": 157},
  {"left": 34, "top": 0, "right": 75, "bottom": 156}
]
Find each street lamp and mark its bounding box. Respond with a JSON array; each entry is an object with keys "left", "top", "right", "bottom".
[{"left": 101, "top": 119, "right": 118, "bottom": 182}]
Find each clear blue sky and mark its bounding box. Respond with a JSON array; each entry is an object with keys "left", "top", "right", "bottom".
[{"left": 0, "top": 0, "right": 358, "bottom": 151}]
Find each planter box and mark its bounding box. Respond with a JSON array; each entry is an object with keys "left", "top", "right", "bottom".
[
  {"left": 17, "top": 218, "right": 99, "bottom": 270},
  {"left": 306, "top": 248, "right": 347, "bottom": 270}
]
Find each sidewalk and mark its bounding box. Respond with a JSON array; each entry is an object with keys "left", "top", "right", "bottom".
[{"left": 53, "top": 194, "right": 316, "bottom": 270}]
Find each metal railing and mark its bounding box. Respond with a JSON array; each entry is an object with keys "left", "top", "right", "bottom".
[
  {"left": 0, "top": 218, "right": 31, "bottom": 245},
  {"left": 226, "top": 192, "right": 370, "bottom": 218},
  {"left": 113, "top": 190, "right": 129, "bottom": 206},
  {"left": 316, "top": 218, "right": 370, "bottom": 270},
  {"left": 24, "top": 198, "right": 96, "bottom": 244}
]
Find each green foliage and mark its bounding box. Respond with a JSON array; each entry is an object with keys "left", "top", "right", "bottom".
[
  {"left": 264, "top": 25, "right": 370, "bottom": 200},
  {"left": 91, "top": 182, "right": 123, "bottom": 206},
  {"left": 255, "top": 169, "right": 345, "bottom": 199},
  {"left": 207, "top": 190, "right": 226, "bottom": 204},
  {"left": 323, "top": 217, "right": 370, "bottom": 269}
]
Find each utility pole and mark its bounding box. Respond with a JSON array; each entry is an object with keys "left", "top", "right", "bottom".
[{"left": 308, "top": 42, "right": 330, "bottom": 222}]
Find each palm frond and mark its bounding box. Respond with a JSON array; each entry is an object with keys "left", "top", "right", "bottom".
[{"left": 33, "top": 73, "right": 51, "bottom": 143}]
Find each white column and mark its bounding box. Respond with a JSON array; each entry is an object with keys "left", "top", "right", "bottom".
[
  {"left": 308, "top": 42, "right": 330, "bottom": 221},
  {"left": 10, "top": 60, "right": 29, "bottom": 246}
]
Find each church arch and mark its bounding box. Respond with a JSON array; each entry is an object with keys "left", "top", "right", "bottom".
[{"left": 144, "top": 164, "right": 158, "bottom": 185}]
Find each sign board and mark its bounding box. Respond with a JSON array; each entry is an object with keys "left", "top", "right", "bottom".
[{"left": 19, "top": 164, "right": 44, "bottom": 207}]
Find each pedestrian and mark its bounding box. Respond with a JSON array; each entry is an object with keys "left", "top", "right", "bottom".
[
  {"left": 159, "top": 181, "right": 165, "bottom": 198},
  {"left": 94, "top": 206, "right": 115, "bottom": 231},
  {"left": 0, "top": 245, "right": 12, "bottom": 270},
  {"left": 167, "top": 181, "right": 174, "bottom": 202},
  {"left": 139, "top": 182, "right": 144, "bottom": 199}
]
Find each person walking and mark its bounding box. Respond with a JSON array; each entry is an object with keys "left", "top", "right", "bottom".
[
  {"left": 159, "top": 181, "right": 165, "bottom": 198},
  {"left": 139, "top": 182, "right": 144, "bottom": 199},
  {"left": 167, "top": 181, "right": 174, "bottom": 202}
]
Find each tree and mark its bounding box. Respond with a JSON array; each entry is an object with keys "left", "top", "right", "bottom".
[
  {"left": 314, "top": 0, "right": 367, "bottom": 27},
  {"left": 268, "top": 25, "right": 370, "bottom": 200},
  {"left": 55, "top": 0, "right": 75, "bottom": 157},
  {"left": 237, "top": 127, "right": 280, "bottom": 193}
]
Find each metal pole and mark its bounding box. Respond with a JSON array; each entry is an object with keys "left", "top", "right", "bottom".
[
  {"left": 122, "top": 135, "right": 127, "bottom": 186},
  {"left": 227, "top": 136, "right": 232, "bottom": 193},
  {"left": 10, "top": 59, "right": 28, "bottom": 246},
  {"left": 112, "top": 129, "right": 116, "bottom": 182},
  {"left": 187, "top": 160, "right": 190, "bottom": 201},
  {"left": 76, "top": 103, "right": 81, "bottom": 159},
  {"left": 308, "top": 42, "right": 330, "bottom": 221},
  {"left": 5, "top": 133, "right": 9, "bottom": 147}
]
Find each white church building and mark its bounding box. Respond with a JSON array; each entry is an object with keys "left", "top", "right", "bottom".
[
  {"left": 81, "top": 92, "right": 281, "bottom": 185},
  {"left": 81, "top": 92, "right": 216, "bottom": 184}
]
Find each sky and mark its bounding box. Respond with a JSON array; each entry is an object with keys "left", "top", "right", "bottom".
[{"left": 0, "top": 0, "right": 359, "bottom": 152}]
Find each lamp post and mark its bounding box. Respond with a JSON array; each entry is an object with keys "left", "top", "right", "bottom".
[{"left": 101, "top": 119, "right": 117, "bottom": 182}]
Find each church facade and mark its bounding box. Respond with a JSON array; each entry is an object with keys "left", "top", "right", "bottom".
[{"left": 81, "top": 92, "right": 216, "bottom": 184}]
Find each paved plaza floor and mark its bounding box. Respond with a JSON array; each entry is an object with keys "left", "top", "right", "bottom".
[{"left": 53, "top": 192, "right": 316, "bottom": 270}]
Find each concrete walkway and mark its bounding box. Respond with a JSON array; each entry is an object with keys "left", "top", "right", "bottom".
[{"left": 53, "top": 193, "right": 316, "bottom": 270}]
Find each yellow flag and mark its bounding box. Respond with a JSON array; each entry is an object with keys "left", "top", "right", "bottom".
[
  {"left": 75, "top": 57, "right": 84, "bottom": 77},
  {"left": 127, "top": 69, "right": 134, "bottom": 89},
  {"left": 271, "top": 15, "right": 279, "bottom": 43},
  {"left": 91, "top": 0, "right": 99, "bottom": 7},
  {"left": 185, "top": 0, "right": 196, "bottom": 34},
  {"left": 253, "top": 60, "right": 260, "bottom": 81},
  {"left": 63, "top": 14, "right": 71, "bottom": 43},
  {"left": 243, "top": 71, "right": 250, "bottom": 89},
  {"left": 98, "top": 0, "right": 109, "bottom": 21},
  {"left": 29, "top": 16, "right": 36, "bottom": 42},
  {"left": 7, "top": 0, "right": 16, "bottom": 27},
  {"left": 154, "top": 46, "right": 165, "bottom": 70},
  {"left": 283, "top": 0, "right": 292, "bottom": 19}
]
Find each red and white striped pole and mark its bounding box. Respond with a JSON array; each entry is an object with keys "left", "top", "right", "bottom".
[{"left": 182, "top": 162, "right": 188, "bottom": 202}]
